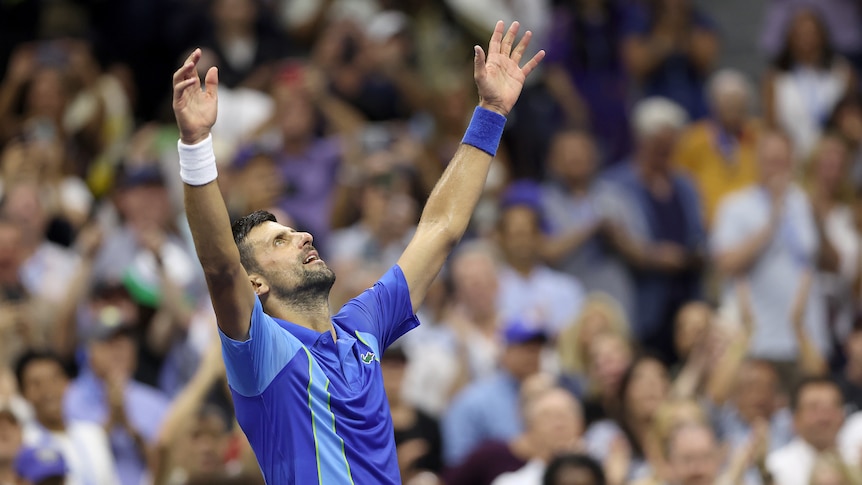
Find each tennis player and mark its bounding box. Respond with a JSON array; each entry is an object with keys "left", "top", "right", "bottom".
[{"left": 171, "top": 20, "right": 544, "bottom": 484}]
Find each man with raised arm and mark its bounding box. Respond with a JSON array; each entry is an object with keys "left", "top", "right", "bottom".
[{"left": 171, "top": 21, "right": 544, "bottom": 485}]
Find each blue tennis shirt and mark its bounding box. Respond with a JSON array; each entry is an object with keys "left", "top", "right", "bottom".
[{"left": 219, "top": 265, "right": 420, "bottom": 484}]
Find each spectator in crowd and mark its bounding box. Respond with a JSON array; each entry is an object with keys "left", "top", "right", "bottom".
[
  {"left": 198, "top": 0, "right": 293, "bottom": 91},
  {"left": 403, "top": 242, "right": 503, "bottom": 417},
  {"left": 805, "top": 134, "right": 860, "bottom": 356},
  {"left": 712, "top": 130, "right": 829, "bottom": 370},
  {"left": 443, "top": 374, "right": 551, "bottom": 485},
  {"left": 580, "top": 332, "right": 635, "bottom": 426},
  {"left": 381, "top": 346, "right": 443, "bottom": 483},
  {"left": 1, "top": 181, "right": 79, "bottom": 307},
  {"left": 674, "top": 69, "right": 761, "bottom": 227},
  {"left": 224, "top": 150, "right": 285, "bottom": 221},
  {"left": 153, "top": 339, "right": 259, "bottom": 484},
  {"left": 827, "top": 94, "right": 862, "bottom": 190},
  {"left": 766, "top": 376, "right": 855, "bottom": 485},
  {"left": 585, "top": 354, "right": 673, "bottom": 483},
  {"left": 671, "top": 302, "right": 712, "bottom": 370},
  {"left": 544, "top": 0, "right": 631, "bottom": 166},
  {"left": 15, "top": 351, "right": 119, "bottom": 484},
  {"left": 64, "top": 317, "right": 170, "bottom": 485},
  {"left": 760, "top": 0, "right": 862, "bottom": 67},
  {"left": 557, "top": 293, "right": 631, "bottom": 398},
  {"left": 664, "top": 423, "right": 722, "bottom": 485},
  {"left": 603, "top": 98, "right": 705, "bottom": 365},
  {"left": 0, "top": 409, "right": 21, "bottom": 485},
  {"left": 620, "top": 0, "right": 719, "bottom": 120},
  {"left": 239, "top": 61, "right": 357, "bottom": 250},
  {"left": 540, "top": 131, "right": 634, "bottom": 320},
  {"left": 763, "top": 8, "right": 856, "bottom": 159},
  {"left": 490, "top": 387, "right": 584, "bottom": 485},
  {"left": 496, "top": 181, "right": 586, "bottom": 335},
  {"left": 442, "top": 320, "right": 547, "bottom": 467},
  {"left": 14, "top": 444, "right": 67, "bottom": 485},
  {"left": 542, "top": 453, "right": 606, "bottom": 485}
]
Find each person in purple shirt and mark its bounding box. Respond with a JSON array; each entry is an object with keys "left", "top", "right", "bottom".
[{"left": 64, "top": 318, "right": 170, "bottom": 485}]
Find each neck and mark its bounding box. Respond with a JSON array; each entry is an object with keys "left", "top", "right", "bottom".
[
  {"left": 267, "top": 297, "right": 333, "bottom": 335},
  {"left": 565, "top": 179, "right": 590, "bottom": 196},
  {"left": 507, "top": 259, "right": 535, "bottom": 277},
  {"left": 281, "top": 137, "right": 310, "bottom": 156},
  {"left": 41, "top": 416, "right": 65, "bottom": 433}
]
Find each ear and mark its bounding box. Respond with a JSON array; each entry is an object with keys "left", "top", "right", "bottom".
[{"left": 249, "top": 274, "right": 270, "bottom": 297}]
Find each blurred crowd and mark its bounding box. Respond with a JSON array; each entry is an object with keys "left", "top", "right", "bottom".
[{"left": 5, "top": 0, "right": 862, "bottom": 484}]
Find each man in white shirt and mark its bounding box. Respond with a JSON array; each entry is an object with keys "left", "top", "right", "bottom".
[
  {"left": 766, "top": 376, "right": 852, "bottom": 485},
  {"left": 712, "top": 131, "right": 828, "bottom": 363},
  {"left": 14, "top": 351, "right": 119, "bottom": 485},
  {"left": 496, "top": 182, "right": 586, "bottom": 335}
]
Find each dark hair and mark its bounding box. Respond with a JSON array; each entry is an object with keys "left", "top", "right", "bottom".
[
  {"left": 231, "top": 210, "right": 277, "bottom": 274},
  {"left": 790, "top": 375, "right": 842, "bottom": 413},
  {"left": 613, "top": 352, "right": 668, "bottom": 457},
  {"left": 14, "top": 350, "right": 69, "bottom": 392},
  {"left": 773, "top": 8, "right": 835, "bottom": 71},
  {"left": 543, "top": 453, "right": 606, "bottom": 485}
]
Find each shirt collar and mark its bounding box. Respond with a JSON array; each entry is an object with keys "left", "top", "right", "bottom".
[{"left": 272, "top": 316, "right": 324, "bottom": 347}]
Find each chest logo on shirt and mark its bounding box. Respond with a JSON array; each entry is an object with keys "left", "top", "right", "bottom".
[{"left": 361, "top": 351, "right": 376, "bottom": 364}]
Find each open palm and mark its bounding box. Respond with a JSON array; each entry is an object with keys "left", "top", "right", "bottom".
[
  {"left": 172, "top": 48, "right": 218, "bottom": 145},
  {"left": 474, "top": 21, "right": 545, "bottom": 117}
]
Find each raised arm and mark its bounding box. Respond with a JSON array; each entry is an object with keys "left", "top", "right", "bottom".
[
  {"left": 172, "top": 49, "right": 255, "bottom": 340},
  {"left": 397, "top": 21, "right": 545, "bottom": 311}
]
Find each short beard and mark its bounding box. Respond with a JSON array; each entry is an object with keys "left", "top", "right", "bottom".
[{"left": 269, "top": 265, "right": 336, "bottom": 312}]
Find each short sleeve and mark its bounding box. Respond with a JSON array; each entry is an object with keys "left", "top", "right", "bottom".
[
  {"left": 218, "top": 297, "right": 302, "bottom": 397},
  {"left": 333, "top": 265, "right": 420, "bottom": 353}
]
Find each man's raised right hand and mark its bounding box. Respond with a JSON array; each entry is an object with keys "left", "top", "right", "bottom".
[{"left": 172, "top": 48, "right": 218, "bottom": 145}]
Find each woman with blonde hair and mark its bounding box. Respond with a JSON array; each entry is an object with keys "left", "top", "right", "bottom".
[{"left": 558, "top": 292, "right": 631, "bottom": 375}]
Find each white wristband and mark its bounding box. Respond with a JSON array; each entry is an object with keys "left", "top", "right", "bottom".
[{"left": 178, "top": 134, "right": 218, "bottom": 186}]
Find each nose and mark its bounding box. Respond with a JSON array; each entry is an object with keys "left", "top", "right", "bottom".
[{"left": 298, "top": 232, "right": 313, "bottom": 247}]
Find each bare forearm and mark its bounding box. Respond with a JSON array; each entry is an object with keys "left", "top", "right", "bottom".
[
  {"left": 716, "top": 224, "right": 775, "bottom": 276},
  {"left": 419, "top": 143, "right": 493, "bottom": 240}
]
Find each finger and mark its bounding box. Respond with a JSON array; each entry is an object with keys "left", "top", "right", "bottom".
[
  {"left": 500, "top": 21, "right": 520, "bottom": 56},
  {"left": 511, "top": 30, "right": 533, "bottom": 64},
  {"left": 204, "top": 66, "right": 219, "bottom": 98},
  {"left": 488, "top": 20, "right": 505, "bottom": 55},
  {"left": 172, "top": 48, "right": 201, "bottom": 85},
  {"left": 520, "top": 49, "right": 545, "bottom": 78},
  {"left": 473, "top": 45, "right": 486, "bottom": 81}
]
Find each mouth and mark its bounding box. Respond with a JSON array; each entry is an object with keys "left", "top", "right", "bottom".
[{"left": 303, "top": 251, "right": 322, "bottom": 265}]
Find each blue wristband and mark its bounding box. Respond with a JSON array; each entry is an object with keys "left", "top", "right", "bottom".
[{"left": 461, "top": 106, "right": 507, "bottom": 156}]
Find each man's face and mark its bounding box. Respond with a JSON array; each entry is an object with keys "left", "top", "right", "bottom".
[
  {"left": 713, "top": 88, "right": 748, "bottom": 130},
  {"left": 674, "top": 303, "right": 711, "bottom": 359},
  {"left": 502, "top": 341, "right": 543, "bottom": 380},
  {"left": 246, "top": 222, "right": 335, "bottom": 301},
  {"left": 451, "top": 253, "right": 498, "bottom": 316},
  {"left": 21, "top": 360, "right": 67, "bottom": 427},
  {"left": 499, "top": 206, "right": 541, "bottom": 267},
  {"left": 639, "top": 127, "right": 678, "bottom": 171},
  {"left": 187, "top": 412, "right": 229, "bottom": 474},
  {"left": 794, "top": 384, "right": 845, "bottom": 450},
  {"left": 758, "top": 134, "right": 793, "bottom": 183},
  {"left": 734, "top": 362, "right": 779, "bottom": 422},
  {"left": 668, "top": 426, "right": 722, "bottom": 485},
  {"left": 526, "top": 389, "right": 583, "bottom": 454},
  {"left": 116, "top": 184, "right": 171, "bottom": 231},
  {"left": 89, "top": 333, "right": 136, "bottom": 382},
  {"left": 549, "top": 133, "right": 596, "bottom": 187},
  {"left": 0, "top": 415, "right": 22, "bottom": 462}
]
